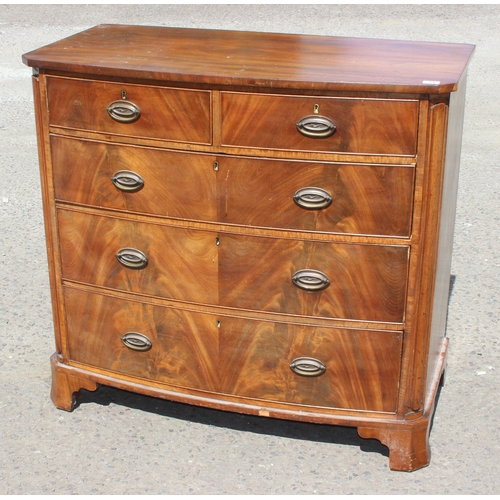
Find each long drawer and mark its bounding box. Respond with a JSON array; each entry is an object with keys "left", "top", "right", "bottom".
[
  {"left": 221, "top": 92, "right": 418, "bottom": 156},
  {"left": 47, "top": 77, "right": 212, "bottom": 144},
  {"left": 58, "top": 209, "right": 408, "bottom": 323},
  {"left": 64, "top": 287, "right": 403, "bottom": 412},
  {"left": 52, "top": 136, "right": 414, "bottom": 237}
]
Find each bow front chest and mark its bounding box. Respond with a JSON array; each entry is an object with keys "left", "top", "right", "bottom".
[{"left": 23, "top": 25, "right": 474, "bottom": 471}]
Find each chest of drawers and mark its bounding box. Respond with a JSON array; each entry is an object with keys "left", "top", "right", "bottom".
[{"left": 23, "top": 25, "right": 474, "bottom": 471}]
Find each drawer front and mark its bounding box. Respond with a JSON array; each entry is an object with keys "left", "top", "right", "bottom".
[
  {"left": 218, "top": 156, "right": 414, "bottom": 237},
  {"left": 51, "top": 136, "right": 217, "bottom": 220},
  {"left": 64, "top": 287, "right": 219, "bottom": 391},
  {"left": 219, "top": 234, "right": 408, "bottom": 323},
  {"left": 58, "top": 210, "right": 218, "bottom": 303},
  {"left": 221, "top": 92, "right": 418, "bottom": 155},
  {"left": 63, "top": 287, "right": 402, "bottom": 412},
  {"left": 47, "top": 77, "right": 211, "bottom": 144},
  {"left": 219, "top": 317, "right": 402, "bottom": 412}
]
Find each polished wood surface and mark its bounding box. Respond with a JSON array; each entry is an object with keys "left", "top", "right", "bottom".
[
  {"left": 64, "top": 287, "right": 219, "bottom": 391},
  {"left": 25, "top": 26, "right": 474, "bottom": 472},
  {"left": 219, "top": 317, "right": 402, "bottom": 411},
  {"left": 63, "top": 287, "right": 402, "bottom": 411},
  {"left": 217, "top": 156, "right": 414, "bottom": 236},
  {"left": 219, "top": 234, "right": 408, "bottom": 322},
  {"left": 23, "top": 24, "right": 474, "bottom": 93},
  {"left": 47, "top": 77, "right": 212, "bottom": 144},
  {"left": 57, "top": 209, "right": 218, "bottom": 303},
  {"left": 52, "top": 134, "right": 414, "bottom": 236},
  {"left": 221, "top": 93, "right": 418, "bottom": 155},
  {"left": 51, "top": 135, "right": 218, "bottom": 220},
  {"left": 57, "top": 207, "right": 408, "bottom": 321}
]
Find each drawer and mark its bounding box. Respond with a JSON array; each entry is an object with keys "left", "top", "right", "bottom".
[
  {"left": 57, "top": 209, "right": 408, "bottom": 322},
  {"left": 219, "top": 316, "right": 402, "bottom": 412},
  {"left": 218, "top": 156, "right": 414, "bottom": 237},
  {"left": 64, "top": 287, "right": 219, "bottom": 391},
  {"left": 47, "top": 77, "right": 211, "bottom": 144},
  {"left": 51, "top": 136, "right": 217, "bottom": 221},
  {"left": 219, "top": 234, "right": 408, "bottom": 323},
  {"left": 63, "top": 287, "right": 402, "bottom": 412},
  {"left": 57, "top": 209, "right": 218, "bottom": 303},
  {"left": 221, "top": 92, "right": 418, "bottom": 155}
]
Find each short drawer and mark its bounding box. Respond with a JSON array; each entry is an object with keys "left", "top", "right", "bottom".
[
  {"left": 218, "top": 156, "right": 414, "bottom": 237},
  {"left": 219, "top": 234, "right": 408, "bottom": 323},
  {"left": 57, "top": 209, "right": 218, "bottom": 303},
  {"left": 47, "top": 77, "right": 211, "bottom": 144},
  {"left": 51, "top": 136, "right": 217, "bottom": 220},
  {"left": 221, "top": 92, "right": 418, "bottom": 156},
  {"left": 63, "top": 287, "right": 402, "bottom": 412}
]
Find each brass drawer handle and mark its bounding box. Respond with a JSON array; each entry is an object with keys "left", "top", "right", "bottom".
[
  {"left": 290, "top": 357, "right": 326, "bottom": 377},
  {"left": 107, "top": 100, "right": 141, "bottom": 123},
  {"left": 293, "top": 187, "right": 332, "bottom": 210},
  {"left": 292, "top": 269, "right": 330, "bottom": 291},
  {"left": 116, "top": 248, "right": 148, "bottom": 270},
  {"left": 296, "top": 115, "right": 336, "bottom": 138},
  {"left": 111, "top": 170, "right": 144, "bottom": 192},
  {"left": 121, "top": 332, "right": 152, "bottom": 351}
]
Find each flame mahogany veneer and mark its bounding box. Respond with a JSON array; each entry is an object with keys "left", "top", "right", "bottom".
[{"left": 23, "top": 25, "right": 474, "bottom": 471}]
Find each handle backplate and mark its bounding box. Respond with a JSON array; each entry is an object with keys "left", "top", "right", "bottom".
[
  {"left": 293, "top": 187, "right": 332, "bottom": 210},
  {"left": 121, "top": 332, "right": 152, "bottom": 352},
  {"left": 107, "top": 100, "right": 141, "bottom": 123},
  {"left": 296, "top": 115, "right": 336, "bottom": 138},
  {"left": 116, "top": 248, "right": 148, "bottom": 270},
  {"left": 111, "top": 170, "right": 144, "bottom": 193},
  {"left": 290, "top": 357, "right": 326, "bottom": 377},
  {"left": 292, "top": 269, "right": 330, "bottom": 291}
]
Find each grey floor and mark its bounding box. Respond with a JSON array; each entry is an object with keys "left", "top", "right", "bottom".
[{"left": 1, "top": 4, "right": 499, "bottom": 495}]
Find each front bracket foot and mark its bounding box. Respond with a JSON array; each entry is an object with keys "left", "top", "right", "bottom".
[
  {"left": 358, "top": 421, "right": 430, "bottom": 471},
  {"left": 50, "top": 354, "right": 98, "bottom": 411}
]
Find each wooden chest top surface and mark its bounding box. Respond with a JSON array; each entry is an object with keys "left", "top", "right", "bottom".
[{"left": 22, "top": 24, "right": 474, "bottom": 93}]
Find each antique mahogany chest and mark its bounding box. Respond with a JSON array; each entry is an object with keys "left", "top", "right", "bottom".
[{"left": 23, "top": 25, "right": 474, "bottom": 471}]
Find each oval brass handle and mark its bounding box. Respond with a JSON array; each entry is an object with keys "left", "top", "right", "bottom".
[
  {"left": 290, "top": 357, "right": 326, "bottom": 377},
  {"left": 107, "top": 100, "right": 141, "bottom": 123},
  {"left": 296, "top": 115, "right": 336, "bottom": 138},
  {"left": 293, "top": 187, "right": 332, "bottom": 210},
  {"left": 111, "top": 170, "right": 144, "bottom": 193},
  {"left": 116, "top": 248, "right": 148, "bottom": 270},
  {"left": 121, "top": 332, "right": 152, "bottom": 352},
  {"left": 292, "top": 269, "right": 330, "bottom": 291}
]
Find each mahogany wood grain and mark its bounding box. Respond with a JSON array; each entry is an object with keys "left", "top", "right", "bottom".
[
  {"left": 219, "top": 234, "right": 409, "bottom": 322},
  {"left": 63, "top": 287, "right": 219, "bottom": 391},
  {"left": 63, "top": 287, "right": 401, "bottom": 411},
  {"left": 221, "top": 93, "right": 418, "bottom": 156},
  {"left": 219, "top": 318, "right": 402, "bottom": 411},
  {"left": 23, "top": 25, "right": 475, "bottom": 94},
  {"left": 51, "top": 135, "right": 217, "bottom": 220},
  {"left": 51, "top": 136, "right": 413, "bottom": 236},
  {"left": 57, "top": 209, "right": 218, "bottom": 303},
  {"left": 217, "top": 156, "right": 414, "bottom": 236},
  {"left": 47, "top": 77, "right": 211, "bottom": 144}
]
